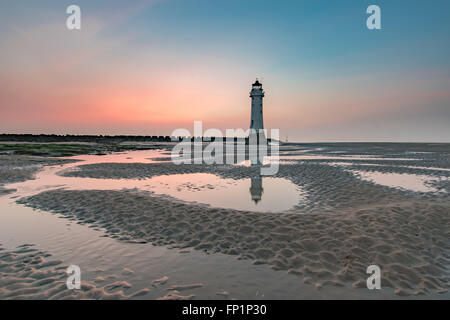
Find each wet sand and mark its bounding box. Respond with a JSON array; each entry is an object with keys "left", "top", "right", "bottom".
[
  {"left": 18, "top": 188, "right": 449, "bottom": 296},
  {"left": 1, "top": 143, "right": 449, "bottom": 298},
  {"left": 0, "top": 244, "right": 137, "bottom": 299},
  {"left": 0, "top": 155, "right": 78, "bottom": 196}
]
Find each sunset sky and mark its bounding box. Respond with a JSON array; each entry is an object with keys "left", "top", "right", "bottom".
[{"left": 1, "top": 0, "right": 449, "bottom": 142}]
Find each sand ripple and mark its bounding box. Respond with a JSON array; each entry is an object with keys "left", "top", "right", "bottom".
[
  {"left": 17, "top": 189, "right": 450, "bottom": 296},
  {"left": 0, "top": 244, "right": 150, "bottom": 299}
]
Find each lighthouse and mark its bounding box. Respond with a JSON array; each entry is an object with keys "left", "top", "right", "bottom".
[
  {"left": 249, "top": 79, "right": 265, "bottom": 132},
  {"left": 249, "top": 79, "right": 266, "bottom": 149}
]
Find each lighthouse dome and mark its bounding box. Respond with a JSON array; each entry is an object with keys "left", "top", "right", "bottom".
[{"left": 252, "top": 80, "right": 262, "bottom": 87}]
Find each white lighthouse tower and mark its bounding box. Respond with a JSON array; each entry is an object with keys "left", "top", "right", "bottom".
[
  {"left": 249, "top": 79, "right": 265, "bottom": 132},
  {"left": 248, "top": 79, "right": 266, "bottom": 165}
]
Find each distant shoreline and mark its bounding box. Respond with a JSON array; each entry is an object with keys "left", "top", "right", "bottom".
[{"left": 0, "top": 134, "right": 448, "bottom": 144}]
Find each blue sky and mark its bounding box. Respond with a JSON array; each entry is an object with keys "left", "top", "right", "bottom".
[{"left": 0, "top": 0, "right": 449, "bottom": 141}]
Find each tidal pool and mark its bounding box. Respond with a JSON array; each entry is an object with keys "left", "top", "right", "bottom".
[
  {"left": 146, "top": 173, "right": 302, "bottom": 212},
  {"left": 350, "top": 170, "right": 448, "bottom": 193},
  {"left": 4, "top": 150, "right": 303, "bottom": 213}
]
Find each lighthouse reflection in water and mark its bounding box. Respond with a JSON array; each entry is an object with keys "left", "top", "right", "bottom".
[
  {"left": 249, "top": 174, "right": 264, "bottom": 204},
  {"left": 248, "top": 149, "right": 265, "bottom": 204}
]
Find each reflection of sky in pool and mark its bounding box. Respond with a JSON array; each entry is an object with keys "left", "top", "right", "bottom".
[
  {"left": 350, "top": 170, "right": 448, "bottom": 193},
  {"left": 4, "top": 150, "right": 303, "bottom": 213},
  {"left": 147, "top": 173, "right": 302, "bottom": 212}
]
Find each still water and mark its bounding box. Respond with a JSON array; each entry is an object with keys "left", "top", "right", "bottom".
[{"left": 5, "top": 150, "right": 302, "bottom": 212}]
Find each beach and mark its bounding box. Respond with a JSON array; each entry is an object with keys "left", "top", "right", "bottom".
[{"left": 0, "top": 142, "right": 449, "bottom": 299}]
